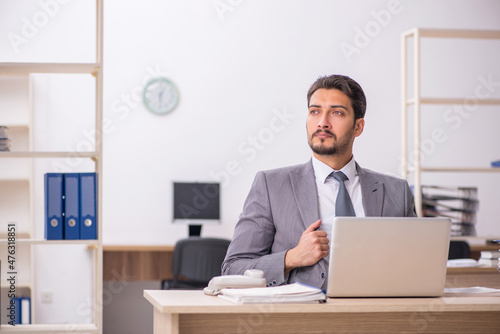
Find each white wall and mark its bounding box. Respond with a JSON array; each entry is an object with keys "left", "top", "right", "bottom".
[
  {"left": 1, "top": 0, "right": 500, "bottom": 326},
  {"left": 101, "top": 0, "right": 500, "bottom": 243}
]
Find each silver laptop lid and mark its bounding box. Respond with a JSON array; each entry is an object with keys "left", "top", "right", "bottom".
[{"left": 326, "top": 217, "right": 451, "bottom": 297}]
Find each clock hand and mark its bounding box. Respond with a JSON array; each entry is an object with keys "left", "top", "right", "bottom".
[{"left": 158, "top": 90, "right": 164, "bottom": 105}]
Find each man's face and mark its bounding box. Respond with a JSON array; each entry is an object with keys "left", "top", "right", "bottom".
[{"left": 306, "top": 88, "right": 364, "bottom": 157}]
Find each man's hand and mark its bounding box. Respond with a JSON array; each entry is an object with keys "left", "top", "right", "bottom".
[{"left": 284, "top": 219, "right": 329, "bottom": 274}]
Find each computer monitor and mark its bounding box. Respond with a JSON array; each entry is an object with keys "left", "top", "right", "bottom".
[{"left": 173, "top": 182, "right": 220, "bottom": 236}]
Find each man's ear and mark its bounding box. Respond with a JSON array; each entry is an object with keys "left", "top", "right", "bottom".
[{"left": 354, "top": 118, "right": 364, "bottom": 137}]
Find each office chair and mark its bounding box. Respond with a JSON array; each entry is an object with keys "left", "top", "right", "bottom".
[
  {"left": 448, "top": 240, "right": 471, "bottom": 259},
  {"left": 162, "top": 237, "right": 231, "bottom": 290}
]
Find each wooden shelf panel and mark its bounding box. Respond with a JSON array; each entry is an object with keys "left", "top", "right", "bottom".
[
  {"left": 103, "top": 245, "right": 174, "bottom": 252},
  {"left": 406, "top": 98, "right": 500, "bottom": 105},
  {"left": 421, "top": 167, "right": 500, "bottom": 173},
  {"left": 1, "top": 281, "right": 31, "bottom": 289},
  {"left": 103, "top": 246, "right": 174, "bottom": 281},
  {"left": 0, "top": 151, "right": 99, "bottom": 159},
  {"left": 0, "top": 232, "right": 31, "bottom": 239},
  {"left": 0, "top": 324, "right": 98, "bottom": 333},
  {"left": 406, "top": 167, "right": 500, "bottom": 173},
  {"left": 0, "top": 239, "right": 99, "bottom": 246},
  {"left": 403, "top": 28, "right": 500, "bottom": 39},
  {"left": 0, "top": 63, "right": 100, "bottom": 76},
  {"left": 1, "top": 124, "right": 30, "bottom": 129},
  {"left": 0, "top": 178, "right": 30, "bottom": 182}
]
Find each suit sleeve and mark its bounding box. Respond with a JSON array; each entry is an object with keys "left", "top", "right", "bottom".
[{"left": 222, "top": 171, "right": 288, "bottom": 286}]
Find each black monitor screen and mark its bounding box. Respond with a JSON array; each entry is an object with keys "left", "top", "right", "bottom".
[{"left": 173, "top": 182, "right": 220, "bottom": 222}]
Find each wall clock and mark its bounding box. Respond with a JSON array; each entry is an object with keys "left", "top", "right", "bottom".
[{"left": 142, "top": 77, "right": 179, "bottom": 115}]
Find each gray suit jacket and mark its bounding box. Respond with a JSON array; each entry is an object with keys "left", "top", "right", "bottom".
[{"left": 222, "top": 160, "right": 416, "bottom": 288}]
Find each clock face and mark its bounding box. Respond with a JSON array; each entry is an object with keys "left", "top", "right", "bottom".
[{"left": 143, "top": 77, "right": 179, "bottom": 115}]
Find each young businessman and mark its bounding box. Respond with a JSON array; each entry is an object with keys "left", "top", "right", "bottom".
[{"left": 222, "top": 74, "right": 416, "bottom": 289}]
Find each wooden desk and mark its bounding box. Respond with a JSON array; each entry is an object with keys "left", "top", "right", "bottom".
[
  {"left": 103, "top": 245, "right": 174, "bottom": 281},
  {"left": 469, "top": 244, "right": 500, "bottom": 260},
  {"left": 144, "top": 289, "right": 500, "bottom": 334},
  {"left": 103, "top": 240, "right": 499, "bottom": 281},
  {"left": 446, "top": 267, "right": 500, "bottom": 289},
  {"left": 450, "top": 236, "right": 500, "bottom": 260}
]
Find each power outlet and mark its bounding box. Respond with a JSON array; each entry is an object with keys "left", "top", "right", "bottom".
[{"left": 41, "top": 291, "right": 53, "bottom": 304}]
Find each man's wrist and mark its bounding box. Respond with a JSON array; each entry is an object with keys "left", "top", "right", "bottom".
[{"left": 284, "top": 249, "right": 297, "bottom": 274}]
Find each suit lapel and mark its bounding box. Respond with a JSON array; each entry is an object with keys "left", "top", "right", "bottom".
[
  {"left": 290, "top": 160, "right": 320, "bottom": 229},
  {"left": 290, "top": 160, "right": 326, "bottom": 276},
  {"left": 357, "top": 163, "right": 384, "bottom": 217}
]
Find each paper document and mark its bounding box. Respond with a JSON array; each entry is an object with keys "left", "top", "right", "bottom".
[
  {"left": 218, "top": 283, "right": 326, "bottom": 304},
  {"left": 444, "top": 286, "right": 500, "bottom": 295},
  {"left": 447, "top": 259, "right": 478, "bottom": 267}
]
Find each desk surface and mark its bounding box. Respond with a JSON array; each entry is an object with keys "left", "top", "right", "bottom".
[
  {"left": 144, "top": 289, "right": 500, "bottom": 314},
  {"left": 144, "top": 290, "right": 500, "bottom": 314},
  {"left": 145, "top": 266, "right": 500, "bottom": 334},
  {"left": 144, "top": 290, "right": 500, "bottom": 334},
  {"left": 103, "top": 245, "right": 175, "bottom": 251}
]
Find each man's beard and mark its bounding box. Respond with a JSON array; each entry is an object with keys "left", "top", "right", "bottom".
[{"left": 308, "top": 128, "right": 354, "bottom": 156}]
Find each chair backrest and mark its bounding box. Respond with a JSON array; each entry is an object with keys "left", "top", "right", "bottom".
[
  {"left": 448, "top": 240, "right": 471, "bottom": 259},
  {"left": 172, "top": 237, "right": 231, "bottom": 283}
]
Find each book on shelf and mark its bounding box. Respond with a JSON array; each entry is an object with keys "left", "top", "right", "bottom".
[
  {"left": 44, "top": 172, "right": 97, "bottom": 240},
  {"left": 8, "top": 297, "right": 31, "bottom": 325},
  {"left": 218, "top": 282, "right": 326, "bottom": 304},
  {"left": 21, "top": 297, "right": 30, "bottom": 324}
]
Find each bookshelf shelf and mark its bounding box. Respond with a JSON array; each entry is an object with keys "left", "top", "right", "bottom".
[
  {"left": 0, "top": 179, "right": 31, "bottom": 187},
  {"left": 0, "top": 232, "right": 31, "bottom": 239},
  {"left": 403, "top": 28, "right": 500, "bottom": 39},
  {"left": 0, "top": 152, "right": 99, "bottom": 159},
  {"left": 0, "top": 178, "right": 30, "bottom": 182},
  {"left": 0, "top": 0, "right": 103, "bottom": 331},
  {"left": 406, "top": 167, "right": 500, "bottom": 173},
  {"left": 0, "top": 324, "right": 98, "bottom": 333},
  {"left": 401, "top": 27, "right": 500, "bottom": 219},
  {"left": 0, "top": 63, "right": 100, "bottom": 76},
  {"left": 0, "top": 239, "right": 98, "bottom": 246},
  {"left": 1, "top": 281, "right": 31, "bottom": 289},
  {"left": 406, "top": 97, "right": 500, "bottom": 105},
  {"left": 2, "top": 124, "right": 30, "bottom": 130}
]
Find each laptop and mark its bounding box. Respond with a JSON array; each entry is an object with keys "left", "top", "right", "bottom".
[{"left": 326, "top": 217, "right": 451, "bottom": 298}]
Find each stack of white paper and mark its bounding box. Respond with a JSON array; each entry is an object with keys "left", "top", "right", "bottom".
[
  {"left": 447, "top": 258, "right": 477, "bottom": 267},
  {"left": 218, "top": 283, "right": 326, "bottom": 304},
  {"left": 444, "top": 286, "right": 500, "bottom": 295}
]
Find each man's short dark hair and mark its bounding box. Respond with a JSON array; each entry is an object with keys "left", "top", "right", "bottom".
[{"left": 307, "top": 75, "right": 367, "bottom": 120}]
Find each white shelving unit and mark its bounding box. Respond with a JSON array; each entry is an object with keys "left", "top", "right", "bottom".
[
  {"left": 0, "top": 1, "right": 103, "bottom": 333},
  {"left": 401, "top": 28, "right": 500, "bottom": 217}
]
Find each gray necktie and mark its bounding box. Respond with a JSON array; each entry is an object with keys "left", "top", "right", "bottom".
[{"left": 332, "top": 171, "right": 356, "bottom": 217}]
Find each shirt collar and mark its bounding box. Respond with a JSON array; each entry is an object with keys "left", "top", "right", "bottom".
[{"left": 312, "top": 156, "right": 358, "bottom": 184}]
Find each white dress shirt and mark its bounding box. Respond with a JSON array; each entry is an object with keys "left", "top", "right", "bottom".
[{"left": 312, "top": 156, "right": 366, "bottom": 243}]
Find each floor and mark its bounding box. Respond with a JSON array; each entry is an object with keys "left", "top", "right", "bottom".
[{"left": 103, "top": 280, "right": 160, "bottom": 334}]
